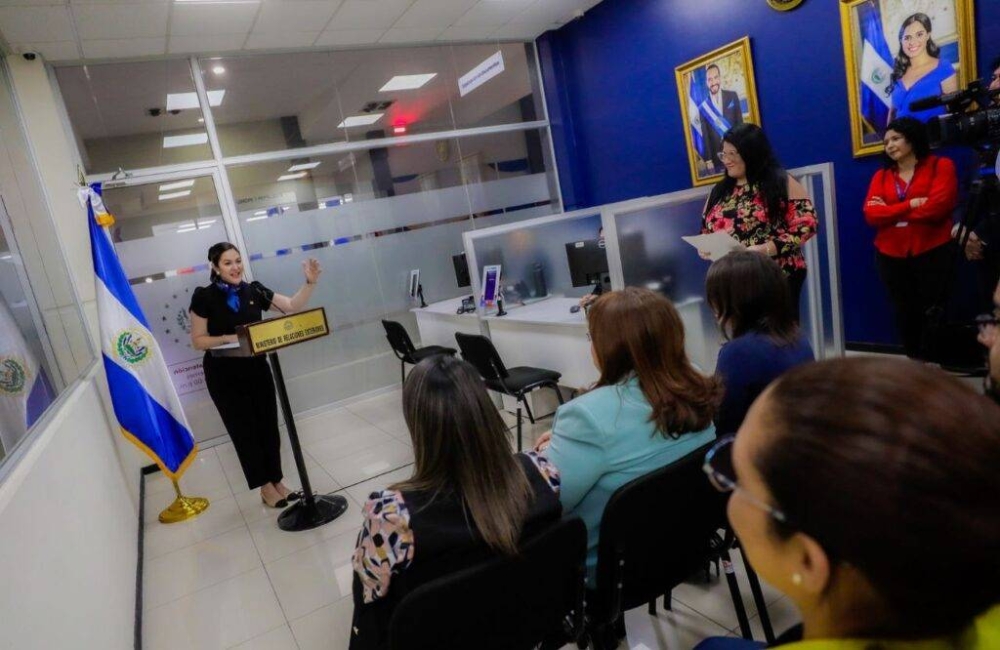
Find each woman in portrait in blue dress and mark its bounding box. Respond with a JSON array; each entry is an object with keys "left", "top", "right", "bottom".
[{"left": 887, "top": 12, "right": 958, "bottom": 122}]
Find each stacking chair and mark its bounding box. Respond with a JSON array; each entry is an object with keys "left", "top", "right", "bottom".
[
  {"left": 388, "top": 517, "right": 588, "bottom": 650},
  {"left": 454, "top": 332, "right": 564, "bottom": 450},
  {"left": 381, "top": 319, "right": 456, "bottom": 385},
  {"left": 585, "top": 442, "right": 761, "bottom": 649}
]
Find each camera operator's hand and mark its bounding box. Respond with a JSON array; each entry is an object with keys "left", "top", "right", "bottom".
[
  {"left": 909, "top": 197, "right": 928, "bottom": 209},
  {"left": 965, "top": 232, "right": 985, "bottom": 261}
]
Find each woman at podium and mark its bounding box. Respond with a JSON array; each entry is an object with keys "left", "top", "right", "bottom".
[{"left": 189, "top": 242, "right": 322, "bottom": 508}]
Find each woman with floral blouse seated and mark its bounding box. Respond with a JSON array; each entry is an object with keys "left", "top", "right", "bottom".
[
  {"left": 700, "top": 123, "right": 818, "bottom": 315},
  {"left": 348, "top": 355, "right": 562, "bottom": 650}
]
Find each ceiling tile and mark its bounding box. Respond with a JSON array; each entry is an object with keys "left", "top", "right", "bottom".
[
  {"left": 378, "top": 26, "right": 444, "bottom": 44},
  {"left": 328, "top": 0, "right": 413, "bottom": 30},
  {"left": 0, "top": 6, "right": 74, "bottom": 42},
  {"left": 170, "top": 2, "right": 260, "bottom": 36},
  {"left": 168, "top": 33, "right": 247, "bottom": 54},
  {"left": 252, "top": 0, "right": 340, "bottom": 33},
  {"left": 491, "top": 22, "right": 546, "bottom": 40},
  {"left": 313, "top": 27, "right": 384, "bottom": 46},
  {"left": 514, "top": 0, "right": 579, "bottom": 25},
  {"left": 13, "top": 41, "right": 81, "bottom": 61},
  {"left": 393, "top": 0, "right": 476, "bottom": 29},
  {"left": 454, "top": 0, "right": 533, "bottom": 27},
  {"left": 436, "top": 23, "right": 494, "bottom": 42},
  {"left": 73, "top": 3, "right": 169, "bottom": 39},
  {"left": 81, "top": 37, "right": 166, "bottom": 59},
  {"left": 243, "top": 30, "right": 319, "bottom": 49},
  {"left": 0, "top": 0, "right": 74, "bottom": 6}
]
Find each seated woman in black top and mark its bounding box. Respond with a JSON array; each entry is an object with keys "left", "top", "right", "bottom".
[
  {"left": 349, "top": 355, "right": 561, "bottom": 650},
  {"left": 706, "top": 250, "right": 814, "bottom": 436}
]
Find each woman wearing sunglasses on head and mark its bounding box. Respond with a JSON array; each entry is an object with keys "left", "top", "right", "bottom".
[{"left": 697, "top": 357, "right": 1000, "bottom": 649}]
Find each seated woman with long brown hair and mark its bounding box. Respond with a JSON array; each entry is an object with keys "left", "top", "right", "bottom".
[
  {"left": 536, "top": 287, "right": 721, "bottom": 583},
  {"left": 349, "top": 355, "right": 561, "bottom": 650}
]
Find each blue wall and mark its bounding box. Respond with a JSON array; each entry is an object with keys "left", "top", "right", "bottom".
[{"left": 538, "top": 0, "right": 1000, "bottom": 346}]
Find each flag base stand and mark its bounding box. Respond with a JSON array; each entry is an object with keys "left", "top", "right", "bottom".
[{"left": 159, "top": 479, "right": 210, "bottom": 524}]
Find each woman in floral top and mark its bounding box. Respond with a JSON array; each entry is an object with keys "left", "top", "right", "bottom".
[{"left": 701, "top": 123, "right": 818, "bottom": 314}]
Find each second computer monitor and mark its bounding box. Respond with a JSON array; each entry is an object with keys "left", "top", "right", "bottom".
[{"left": 565, "top": 239, "right": 610, "bottom": 289}]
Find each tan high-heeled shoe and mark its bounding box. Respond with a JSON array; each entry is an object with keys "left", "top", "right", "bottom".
[{"left": 260, "top": 489, "right": 287, "bottom": 509}]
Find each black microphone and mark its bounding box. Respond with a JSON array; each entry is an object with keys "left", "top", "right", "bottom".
[{"left": 250, "top": 281, "right": 285, "bottom": 314}]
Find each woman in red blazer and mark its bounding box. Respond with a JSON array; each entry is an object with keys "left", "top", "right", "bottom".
[{"left": 864, "top": 116, "right": 957, "bottom": 358}]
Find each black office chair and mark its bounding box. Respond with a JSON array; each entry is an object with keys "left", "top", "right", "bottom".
[
  {"left": 454, "top": 332, "right": 564, "bottom": 450},
  {"left": 388, "top": 517, "right": 588, "bottom": 650},
  {"left": 585, "top": 442, "right": 757, "bottom": 649},
  {"left": 382, "top": 319, "right": 456, "bottom": 385}
]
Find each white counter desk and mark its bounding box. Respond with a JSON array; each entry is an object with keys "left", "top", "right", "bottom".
[{"left": 411, "top": 295, "right": 481, "bottom": 349}]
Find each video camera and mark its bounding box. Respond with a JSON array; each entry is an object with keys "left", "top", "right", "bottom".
[{"left": 911, "top": 79, "right": 1000, "bottom": 149}]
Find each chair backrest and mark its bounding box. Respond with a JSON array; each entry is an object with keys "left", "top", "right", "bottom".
[
  {"left": 591, "top": 441, "right": 725, "bottom": 623},
  {"left": 382, "top": 319, "right": 416, "bottom": 358},
  {"left": 454, "top": 332, "right": 509, "bottom": 381},
  {"left": 388, "top": 517, "right": 587, "bottom": 650}
]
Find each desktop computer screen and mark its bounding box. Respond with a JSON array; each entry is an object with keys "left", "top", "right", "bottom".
[
  {"left": 452, "top": 253, "right": 471, "bottom": 288},
  {"left": 565, "top": 239, "right": 610, "bottom": 289}
]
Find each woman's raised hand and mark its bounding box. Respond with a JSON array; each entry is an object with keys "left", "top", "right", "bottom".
[{"left": 303, "top": 258, "right": 323, "bottom": 284}]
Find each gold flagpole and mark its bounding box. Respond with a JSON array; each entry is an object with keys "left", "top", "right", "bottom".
[{"left": 159, "top": 478, "right": 209, "bottom": 524}]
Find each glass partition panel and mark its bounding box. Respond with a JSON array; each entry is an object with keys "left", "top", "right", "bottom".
[
  {"left": 100, "top": 174, "right": 230, "bottom": 443},
  {"left": 449, "top": 42, "right": 542, "bottom": 130},
  {"left": 55, "top": 60, "right": 213, "bottom": 174}
]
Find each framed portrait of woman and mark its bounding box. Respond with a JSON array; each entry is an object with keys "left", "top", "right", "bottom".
[
  {"left": 840, "top": 0, "right": 976, "bottom": 157},
  {"left": 674, "top": 37, "right": 762, "bottom": 187}
]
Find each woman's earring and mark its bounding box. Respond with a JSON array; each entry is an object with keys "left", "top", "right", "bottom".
[{"left": 791, "top": 573, "right": 803, "bottom": 586}]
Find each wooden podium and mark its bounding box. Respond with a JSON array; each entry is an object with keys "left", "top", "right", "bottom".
[{"left": 212, "top": 307, "right": 348, "bottom": 532}]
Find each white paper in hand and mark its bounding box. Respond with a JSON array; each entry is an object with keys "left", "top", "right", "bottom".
[{"left": 682, "top": 232, "right": 745, "bottom": 262}]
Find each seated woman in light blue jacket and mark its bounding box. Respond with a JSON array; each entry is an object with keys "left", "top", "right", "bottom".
[{"left": 536, "top": 287, "right": 721, "bottom": 582}]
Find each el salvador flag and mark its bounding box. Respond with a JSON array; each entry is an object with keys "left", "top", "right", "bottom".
[
  {"left": 688, "top": 69, "right": 708, "bottom": 158},
  {"left": 859, "top": 1, "right": 893, "bottom": 132},
  {"left": 84, "top": 183, "right": 197, "bottom": 478},
  {"left": 0, "top": 298, "right": 54, "bottom": 457}
]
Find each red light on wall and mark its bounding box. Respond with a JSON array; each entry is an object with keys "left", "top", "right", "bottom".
[{"left": 393, "top": 124, "right": 407, "bottom": 135}]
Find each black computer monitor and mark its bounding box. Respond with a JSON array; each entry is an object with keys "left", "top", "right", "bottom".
[
  {"left": 565, "top": 239, "right": 610, "bottom": 289},
  {"left": 452, "top": 253, "right": 471, "bottom": 288}
]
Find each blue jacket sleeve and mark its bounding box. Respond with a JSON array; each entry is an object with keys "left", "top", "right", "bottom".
[
  {"left": 715, "top": 341, "right": 753, "bottom": 437},
  {"left": 545, "top": 400, "right": 607, "bottom": 513}
]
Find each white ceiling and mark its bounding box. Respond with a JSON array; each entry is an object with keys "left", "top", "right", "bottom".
[{"left": 0, "top": 0, "right": 604, "bottom": 64}]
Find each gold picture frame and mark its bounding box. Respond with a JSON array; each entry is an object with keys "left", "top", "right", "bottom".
[
  {"left": 674, "top": 37, "right": 762, "bottom": 188},
  {"left": 839, "top": 0, "right": 976, "bottom": 157}
]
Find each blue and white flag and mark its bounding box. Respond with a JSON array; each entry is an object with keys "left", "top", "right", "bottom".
[
  {"left": 0, "top": 297, "right": 52, "bottom": 456},
  {"left": 858, "top": 1, "right": 893, "bottom": 132},
  {"left": 83, "top": 183, "right": 196, "bottom": 478},
  {"left": 688, "top": 70, "right": 708, "bottom": 158}
]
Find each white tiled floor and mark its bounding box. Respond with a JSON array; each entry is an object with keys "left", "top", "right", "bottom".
[{"left": 142, "top": 388, "right": 799, "bottom": 649}]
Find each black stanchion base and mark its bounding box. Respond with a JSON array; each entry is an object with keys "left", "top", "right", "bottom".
[{"left": 277, "top": 494, "right": 349, "bottom": 532}]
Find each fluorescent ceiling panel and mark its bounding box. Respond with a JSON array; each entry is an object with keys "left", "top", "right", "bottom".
[
  {"left": 277, "top": 172, "right": 307, "bottom": 181},
  {"left": 159, "top": 179, "right": 196, "bottom": 192},
  {"left": 163, "top": 133, "right": 209, "bottom": 148},
  {"left": 159, "top": 190, "right": 191, "bottom": 201},
  {"left": 165, "top": 90, "right": 226, "bottom": 111},
  {"left": 379, "top": 73, "right": 437, "bottom": 92},
  {"left": 337, "top": 113, "right": 383, "bottom": 128},
  {"left": 287, "top": 162, "right": 321, "bottom": 172}
]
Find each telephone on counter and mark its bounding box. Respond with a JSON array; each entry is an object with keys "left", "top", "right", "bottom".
[{"left": 457, "top": 296, "right": 476, "bottom": 314}]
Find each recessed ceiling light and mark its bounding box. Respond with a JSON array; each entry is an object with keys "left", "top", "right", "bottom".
[
  {"left": 159, "top": 179, "right": 195, "bottom": 192},
  {"left": 287, "top": 162, "right": 321, "bottom": 172},
  {"left": 379, "top": 73, "right": 437, "bottom": 92},
  {"left": 338, "top": 113, "right": 383, "bottom": 128},
  {"left": 165, "top": 90, "right": 225, "bottom": 111},
  {"left": 277, "top": 172, "right": 307, "bottom": 181},
  {"left": 163, "top": 133, "right": 208, "bottom": 148},
  {"left": 159, "top": 190, "right": 191, "bottom": 201},
  {"left": 212, "top": 66, "right": 225, "bottom": 75}
]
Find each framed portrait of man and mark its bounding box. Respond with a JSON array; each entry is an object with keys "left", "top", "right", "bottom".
[
  {"left": 840, "top": 0, "right": 976, "bottom": 157},
  {"left": 675, "top": 37, "right": 762, "bottom": 187}
]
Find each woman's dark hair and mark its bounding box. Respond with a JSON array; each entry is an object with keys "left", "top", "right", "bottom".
[
  {"left": 888, "top": 13, "right": 942, "bottom": 95},
  {"left": 705, "top": 250, "right": 797, "bottom": 345},
  {"left": 393, "top": 355, "right": 531, "bottom": 556},
  {"left": 705, "top": 123, "right": 788, "bottom": 227},
  {"left": 587, "top": 287, "right": 721, "bottom": 436},
  {"left": 207, "top": 242, "right": 239, "bottom": 282},
  {"left": 756, "top": 357, "right": 1000, "bottom": 638},
  {"left": 882, "top": 117, "right": 931, "bottom": 166}
]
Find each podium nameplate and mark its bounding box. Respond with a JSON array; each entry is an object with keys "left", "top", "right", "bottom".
[{"left": 242, "top": 307, "right": 330, "bottom": 356}]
